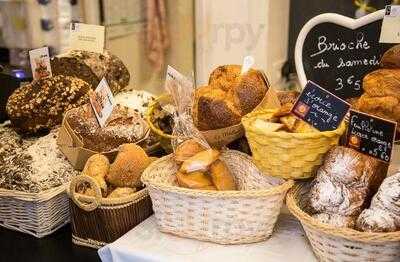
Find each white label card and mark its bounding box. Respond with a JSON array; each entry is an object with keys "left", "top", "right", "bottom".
[
  {"left": 89, "top": 78, "right": 115, "bottom": 127},
  {"left": 380, "top": 5, "right": 400, "bottom": 43},
  {"left": 29, "top": 47, "right": 52, "bottom": 80},
  {"left": 241, "top": 55, "right": 255, "bottom": 75},
  {"left": 70, "top": 23, "right": 105, "bottom": 53}
]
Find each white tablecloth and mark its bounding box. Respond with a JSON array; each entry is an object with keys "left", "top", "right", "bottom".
[{"left": 98, "top": 214, "right": 316, "bottom": 262}]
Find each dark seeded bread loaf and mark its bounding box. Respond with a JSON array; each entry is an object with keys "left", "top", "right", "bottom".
[
  {"left": 6, "top": 75, "right": 90, "bottom": 134},
  {"left": 50, "top": 50, "right": 130, "bottom": 94}
]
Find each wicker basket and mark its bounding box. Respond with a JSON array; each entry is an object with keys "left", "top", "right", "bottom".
[
  {"left": 146, "top": 95, "right": 244, "bottom": 151},
  {"left": 0, "top": 185, "right": 70, "bottom": 238},
  {"left": 141, "top": 150, "right": 293, "bottom": 244},
  {"left": 286, "top": 183, "right": 400, "bottom": 262},
  {"left": 68, "top": 175, "right": 153, "bottom": 249},
  {"left": 242, "top": 109, "right": 346, "bottom": 179}
]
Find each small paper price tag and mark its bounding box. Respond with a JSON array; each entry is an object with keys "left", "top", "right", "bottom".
[
  {"left": 291, "top": 81, "right": 351, "bottom": 132},
  {"left": 241, "top": 55, "right": 255, "bottom": 75},
  {"left": 380, "top": 5, "right": 400, "bottom": 43},
  {"left": 164, "top": 65, "right": 193, "bottom": 114},
  {"left": 70, "top": 23, "right": 105, "bottom": 53},
  {"left": 346, "top": 110, "right": 397, "bottom": 163},
  {"left": 29, "top": 47, "right": 52, "bottom": 80},
  {"left": 89, "top": 78, "right": 115, "bottom": 127}
]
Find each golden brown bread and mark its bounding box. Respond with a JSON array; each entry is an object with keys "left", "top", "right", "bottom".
[
  {"left": 107, "top": 187, "right": 136, "bottom": 198},
  {"left": 82, "top": 154, "right": 109, "bottom": 196},
  {"left": 106, "top": 143, "right": 151, "bottom": 187},
  {"left": 193, "top": 65, "right": 268, "bottom": 130},
  {"left": 180, "top": 149, "right": 220, "bottom": 173},
  {"left": 176, "top": 171, "right": 213, "bottom": 189},
  {"left": 381, "top": 44, "right": 400, "bottom": 69},
  {"left": 209, "top": 160, "right": 236, "bottom": 191},
  {"left": 355, "top": 69, "right": 400, "bottom": 132},
  {"left": 174, "top": 139, "right": 207, "bottom": 163}
]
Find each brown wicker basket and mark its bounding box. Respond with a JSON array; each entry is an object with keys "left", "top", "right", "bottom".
[
  {"left": 287, "top": 183, "right": 400, "bottom": 262},
  {"left": 68, "top": 175, "right": 153, "bottom": 249}
]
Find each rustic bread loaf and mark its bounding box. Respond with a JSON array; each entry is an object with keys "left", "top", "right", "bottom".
[
  {"left": 51, "top": 50, "right": 130, "bottom": 94},
  {"left": 6, "top": 75, "right": 90, "bottom": 134},
  {"left": 66, "top": 104, "right": 148, "bottom": 152},
  {"left": 193, "top": 65, "right": 268, "bottom": 130},
  {"left": 309, "top": 146, "right": 387, "bottom": 228}
]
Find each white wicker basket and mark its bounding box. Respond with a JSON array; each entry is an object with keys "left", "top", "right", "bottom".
[
  {"left": 0, "top": 185, "right": 69, "bottom": 238},
  {"left": 141, "top": 150, "right": 293, "bottom": 244},
  {"left": 287, "top": 183, "right": 400, "bottom": 262}
]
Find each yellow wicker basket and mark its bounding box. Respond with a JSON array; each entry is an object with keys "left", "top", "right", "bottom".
[{"left": 242, "top": 108, "right": 346, "bottom": 179}]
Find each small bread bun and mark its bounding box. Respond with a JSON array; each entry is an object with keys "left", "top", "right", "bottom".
[
  {"left": 174, "top": 139, "right": 207, "bottom": 163},
  {"left": 82, "top": 154, "right": 109, "bottom": 196},
  {"left": 176, "top": 171, "right": 213, "bottom": 189},
  {"left": 107, "top": 187, "right": 137, "bottom": 198},
  {"left": 180, "top": 149, "right": 220, "bottom": 173},
  {"left": 209, "top": 160, "right": 236, "bottom": 190},
  {"left": 106, "top": 143, "right": 151, "bottom": 187}
]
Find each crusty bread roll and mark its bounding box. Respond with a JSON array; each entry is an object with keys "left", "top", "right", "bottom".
[
  {"left": 176, "top": 171, "right": 213, "bottom": 189},
  {"left": 174, "top": 139, "right": 207, "bottom": 163},
  {"left": 356, "top": 173, "right": 400, "bottom": 232},
  {"left": 209, "top": 160, "right": 236, "bottom": 191},
  {"left": 193, "top": 65, "right": 268, "bottom": 130},
  {"left": 180, "top": 149, "right": 220, "bottom": 173},
  {"left": 107, "top": 187, "right": 136, "bottom": 198},
  {"left": 106, "top": 143, "right": 151, "bottom": 188},
  {"left": 82, "top": 154, "right": 109, "bottom": 196}
]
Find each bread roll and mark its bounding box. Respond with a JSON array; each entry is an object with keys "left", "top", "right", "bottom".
[
  {"left": 82, "top": 154, "right": 109, "bottom": 196},
  {"left": 193, "top": 65, "right": 268, "bottom": 130},
  {"left": 309, "top": 146, "right": 387, "bottom": 228},
  {"left": 180, "top": 149, "right": 220, "bottom": 173},
  {"left": 381, "top": 44, "right": 400, "bottom": 69},
  {"left": 174, "top": 139, "right": 207, "bottom": 163},
  {"left": 209, "top": 160, "right": 236, "bottom": 191},
  {"left": 356, "top": 173, "right": 400, "bottom": 232},
  {"left": 106, "top": 143, "right": 151, "bottom": 187},
  {"left": 176, "top": 171, "right": 213, "bottom": 189},
  {"left": 107, "top": 187, "right": 136, "bottom": 198}
]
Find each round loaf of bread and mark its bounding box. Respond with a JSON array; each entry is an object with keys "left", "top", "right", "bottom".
[
  {"left": 51, "top": 50, "right": 130, "bottom": 94},
  {"left": 6, "top": 75, "right": 90, "bottom": 134},
  {"left": 66, "top": 104, "right": 149, "bottom": 152},
  {"left": 193, "top": 65, "right": 268, "bottom": 130},
  {"left": 106, "top": 144, "right": 151, "bottom": 188}
]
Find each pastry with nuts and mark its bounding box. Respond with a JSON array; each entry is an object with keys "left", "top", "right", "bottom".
[{"left": 6, "top": 75, "right": 91, "bottom": 134}]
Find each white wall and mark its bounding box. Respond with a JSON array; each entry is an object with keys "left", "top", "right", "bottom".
[{"left": 195, "top": 0, "right": 290, "bottom": 86}]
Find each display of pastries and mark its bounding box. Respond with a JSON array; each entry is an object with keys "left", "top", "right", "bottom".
[
  {"left": 308, "top": 146, "right": 388, "bottom": 228},
  {"left": 193, "top": 65, "right": 269, "bottom": 131}
]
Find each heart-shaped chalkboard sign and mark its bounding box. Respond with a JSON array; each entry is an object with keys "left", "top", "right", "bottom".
[{"left": 295, "top": 10, "right": 394, "bottom": 100}]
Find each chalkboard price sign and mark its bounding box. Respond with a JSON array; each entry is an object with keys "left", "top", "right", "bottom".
[
  {"left": 291, "top": 81, "right": 350, "bottom": 132},
  {"left": 346, "top": 110, "right": 397, "bottom": 163},
  {"left": 295, "top": 10, "right": 394, "bottom": 99}
]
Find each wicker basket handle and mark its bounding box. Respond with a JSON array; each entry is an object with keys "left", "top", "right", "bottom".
[{"left": 69, "top": 175, "right": 102, "bottom": 212}]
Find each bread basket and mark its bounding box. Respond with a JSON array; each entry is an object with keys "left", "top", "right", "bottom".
[
  {"left": 242, "top": 108, "right": 346, "bottom": 180},
  {"left": 146, "top": 94, "right": 244, "bottom": 152},
  {"left": 286, "top": 183, "right": 400, "bottom": 262},
  {"left": 68, "top": 175, "right": 153, "bottom": 249},
  {"left": 141, "top": 150, "right": 293, "bottom": 244},
  {"left": 0, "top": 185, "right": 69, "bottom": 238}
]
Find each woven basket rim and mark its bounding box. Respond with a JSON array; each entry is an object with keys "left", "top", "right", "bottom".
[
  {"left": 242, "top": 110, "right": 346, "bottom": 138},
  {"left": 0, "top": 184, "right": 67, "bottom": 202},
  {"left": 142, "top": 150, "right": 294, "bottom": 198},
  {"left": 286, "top": 183, "right": 400, "bottom": 243}
]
